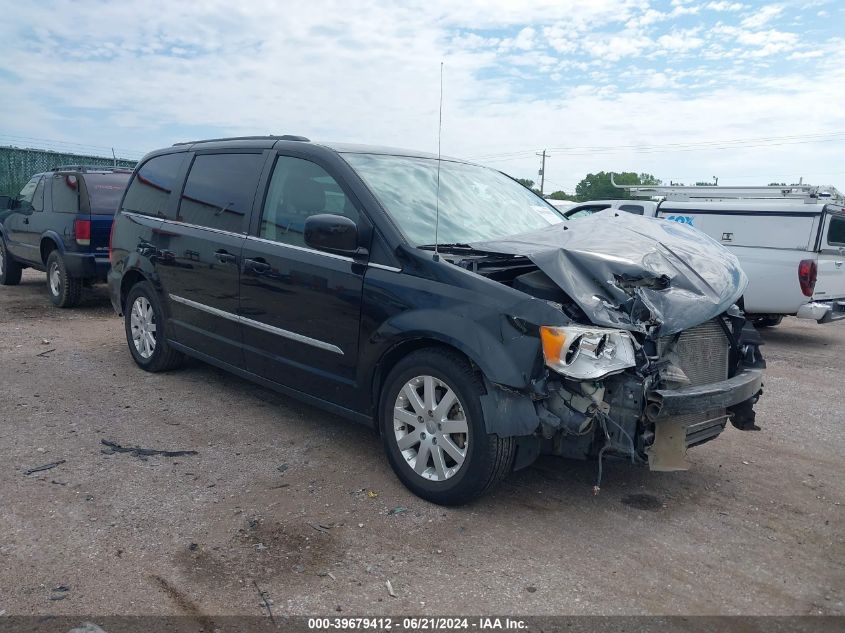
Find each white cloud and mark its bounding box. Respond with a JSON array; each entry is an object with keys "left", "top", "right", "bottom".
[
  {"left": 740, "top": 4, "right": 784, "bottom": 29},
  {"left": 706, "top": 1, "right": 744, "bottom": 11}
]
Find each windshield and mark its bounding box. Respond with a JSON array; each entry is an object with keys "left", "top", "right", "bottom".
[
  {"left": 83, "top": 172, "right": 131, "bottom": 214},
  {"left": 342, "top": 153, "right": 564, "bottom": 246}
]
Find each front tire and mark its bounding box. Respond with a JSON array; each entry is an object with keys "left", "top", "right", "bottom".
[
  {"left": 46, "top": 250, "right": 82, "bottom": 307},
  {"left": 379, "top": 348, "right": 515, "bottom": 505},
  {"left": 124, "top": 281, "right": 184, "bottom": 372},
  {"left": 0, "top": 238, "right": 23, "bottom": 286}
]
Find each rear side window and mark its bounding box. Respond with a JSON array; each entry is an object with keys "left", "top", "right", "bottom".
[
  {"left": 122, "top": 153, "right": 184, "bottom": 218},
  {"left": 51, "top": 174, "right": 81, "bottom": 213},
  {"left": 178, "top": 153, "right": 264, "bottom": 233},
  {"left": 619, "top": 204, "right": 644, "bottom": 215},
  {"left": 829, "top": 215, "right": 845, "bottom": 246},
  {"left": 18, "top": 177, "right": 39, "bottom": 207},
  {"left": 83, "top": 173, "right": 131, "bottom": 215}
]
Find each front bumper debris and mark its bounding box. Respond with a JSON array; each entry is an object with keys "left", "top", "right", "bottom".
[
  {"left": 645, "top": 368, "right": 764, "bottom": 420},
  {"left": 796, "top": 300, "right": 845, "bottom": 323}
]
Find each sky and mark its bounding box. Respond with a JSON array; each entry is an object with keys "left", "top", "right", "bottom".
[{"left": 1, "top": 0, "right": 844, "bottom": 194}]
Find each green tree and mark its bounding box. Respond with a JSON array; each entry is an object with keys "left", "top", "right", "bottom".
[
  {"left": 515, "top": 177, "right": 542, "bottom": 195},
  {"left": 574, "top": 171, "right": 660, "bottom": 201},
  {"left": 547, "top": 190, "right": 577, "bottom": 201}
]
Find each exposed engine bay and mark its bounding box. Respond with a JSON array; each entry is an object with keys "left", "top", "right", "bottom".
[{"left": 437, "top": 211, "right": 766, "bottom": 486}]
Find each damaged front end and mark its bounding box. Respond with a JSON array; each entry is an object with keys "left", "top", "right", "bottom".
[{"left": 460, "top": 210, "right": 766, "bottom": 481}]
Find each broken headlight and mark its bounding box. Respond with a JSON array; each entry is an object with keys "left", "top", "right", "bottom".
[{"left": 540, "top": 325, "right": 636, "bottom": 380}]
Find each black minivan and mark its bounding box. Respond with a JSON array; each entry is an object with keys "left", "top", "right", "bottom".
[{"left": 108, "top": 136, "right": 765, "bottom": 504}]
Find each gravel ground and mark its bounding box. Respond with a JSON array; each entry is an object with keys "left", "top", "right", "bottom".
[{"left": 0, "top": 270, "right": 843, "bottom": 617}]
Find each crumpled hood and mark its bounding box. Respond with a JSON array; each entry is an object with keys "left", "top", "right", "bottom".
[{"left": 472, "top": 209, "right": 747, "bottom": 337}]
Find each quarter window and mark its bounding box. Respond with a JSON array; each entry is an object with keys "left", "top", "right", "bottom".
[
  {"left": 829, "top": 216, "right": 845, "bottom": 246},
  {"left": 122, "top": 153, "right": 185, "bottom": 218},
  {"left": 178, "top": 153, "right": 264, "bottom": 233},
  {"left": 52, "top": 174, "right": 81, "bottom": 213},
  {"left": 18, "top": 177, "right": 40, "bottom": 208},
  {"left": 259, "top": 156, "right": 358, "bottom": 246},
  {"left": 619, "top": 204, "right": 645, "bottom": 215}
]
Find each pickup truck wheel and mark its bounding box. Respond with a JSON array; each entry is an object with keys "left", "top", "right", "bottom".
[
  {"left": 46, "top": 251, "right": 82, "bottom": 307},
  {"left": 379, "top": 348, "right": 516, "bottom": 506},
  {"left": 124, "top": 281, "right": 184, "bottom": 372},
  {"left": 0, "top": 239, "right": 23, "bottom": 286}
]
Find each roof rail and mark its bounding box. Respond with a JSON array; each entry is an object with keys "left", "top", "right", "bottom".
[
  {"left": 172, "top": 135, "right": 310, "bottom": 146},
  {"left": 608, "top": 174, "right": 844, "bottom": 204},
  {"left": 49, "top": 164, "right": 134, "bottom": 172}
]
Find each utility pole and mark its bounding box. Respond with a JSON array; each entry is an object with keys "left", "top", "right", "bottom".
[{"left": 536, "top": 150, "right": 549, "bottom": 196}]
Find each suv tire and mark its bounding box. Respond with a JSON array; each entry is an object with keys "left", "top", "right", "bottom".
[
  {"left": 379, "top": 348, "right": 515, "bottom": 505},
  {"left": 0, "top": 238, "right": 23, "bottom": 286},
  {"left": 124, "top": 281, "right": 184, "bottom": 372},
  {"left": 46, "top": 250, "right": 82, "bottom": 307}
]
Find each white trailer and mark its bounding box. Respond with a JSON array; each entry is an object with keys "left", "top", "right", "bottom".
[{"left": 564, "top": 183, "right": 845, "bottom": 326}]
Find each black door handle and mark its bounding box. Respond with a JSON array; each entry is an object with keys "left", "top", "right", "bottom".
[
  {"left": 214, "top": 250, "right": 237, "bottom": 264},
  {"left": 23, "top": 218, "right": 29, "bottom": 224},
  {"left": 244, "top": 258, "right": 271, "bottom": 274}
]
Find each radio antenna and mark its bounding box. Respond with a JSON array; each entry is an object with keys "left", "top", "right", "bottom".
[{"left": 433, "top": 61, "right": 444, "bottom": 261}]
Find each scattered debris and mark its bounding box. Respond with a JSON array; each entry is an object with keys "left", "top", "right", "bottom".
[
  {"left": 388, "top": 506, "right": 408, "bottom": 516},
  {"left": 49, "top": 585, "right": 70, "bottom": 601},
  {"left": 317, "top": 571, "right": 337, "bottom": 580},
  {"left": 309, "top": 523, "right": 331, "bottom": 535},
  {"left": 277, "top": 463, "right": 289, "bottom": 474},
  {"left": 253, "top": 580, "right": 275, "bottom": 625},
  {"left": 292, "top": 564, "right": 305, "bottom": 573},
  {"left": 68, "top": 623, "right": 108, "bottom": 633},
  {"left": 385, "top": 579, "right": 397, "bottom": 598},
  {"left": 41, "top": 339, "right": 51, "bottom": 345},
  {"left": 526, "top": 586, "right": 537, "bottom": 593},
  {"left": 269, "top": 483, "right": 290, "bottom": 489},
  {"left": 367, "top": 490, "right": 379, "bottom": 498},
  {"left": 24, "top": 460, "right": 66, "bottom": 476},
  {"left": 742, "top": 461, "right": 750, "bottom": 465},
  {"left": 188, "top": 543, "right": 198, "bottom": 551},
  {"left": 100, "top": 439, "right": 198, "bottom": 458},
  {"left": 358, "top": 523, "right": 364, "bottom": 528},
  {"left": 36, "top": 348, "right": 56, "bottom": 357},
  {"left": 255, "top": 543, "right": 267, "bottom": 551}
]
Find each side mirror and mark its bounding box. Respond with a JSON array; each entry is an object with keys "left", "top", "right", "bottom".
[{"left": 304, "top": 214, "right": 359, "bottom": 255}]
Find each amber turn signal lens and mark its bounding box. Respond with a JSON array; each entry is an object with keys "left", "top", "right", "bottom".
[{"left": 540, "top": 326, "right": 566, "bottom": 365}]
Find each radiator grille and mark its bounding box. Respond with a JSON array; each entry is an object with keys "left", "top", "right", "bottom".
[{"left": 658, "top": 319, "right": 731, "bottom": 447}]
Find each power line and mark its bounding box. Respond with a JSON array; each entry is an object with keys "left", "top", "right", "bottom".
[
  {"left": 0, "top": 133, "right": 144, "bottom": 158},
  {"left": 463, "top": 130, "right": 845, "bottom": 162}
]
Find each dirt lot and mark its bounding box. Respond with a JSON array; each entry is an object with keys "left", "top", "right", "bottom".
[{"left": 0, "top": 269, "right": 842, "bottom": 617}]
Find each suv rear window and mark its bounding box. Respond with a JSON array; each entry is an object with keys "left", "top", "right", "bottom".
[
  {"left": 178, "top": 153, "right": 264, "bottom": 233},
  {"left": 829, "top": 215, "right": 845, "bottom": 246},
  {"left": 51, "top": 174, "right": 81, "bottom": 213},
  {"left": 122, "top": 153, "right": 185, "bottom": 218},
  {"left": 83, "top": 172, "right": 131, "bottom": 214}
]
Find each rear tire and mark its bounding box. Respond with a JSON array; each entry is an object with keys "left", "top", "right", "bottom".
[
  {"left": 379, "top": 348, "right": 515, "bottom": 505},
  {"left": 46, "top": 250, "right": 82, "bottom": 307},
  {"left": 0, "top": 238, "right": 23, "bottom": 286},
  {"left": 124, "top": 281, "right": 184, "bottom": 372},
  {"left": 755, "top": 316, "right": 783, "bottom": 328}
]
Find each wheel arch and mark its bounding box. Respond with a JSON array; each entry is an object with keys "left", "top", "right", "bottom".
[
  {"left": 119, "top": 268, "right": 149, "bottom": 312},
  {"left": 40, "top": 232, "right": 64, "bottom": 264}
]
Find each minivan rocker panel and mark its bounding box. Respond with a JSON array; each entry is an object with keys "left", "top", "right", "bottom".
[{"left": 108, "top": 137, "right": 764, "bottom": 504}]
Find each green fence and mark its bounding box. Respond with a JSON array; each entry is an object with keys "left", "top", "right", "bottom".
[{"left": 0, "top": 146, "right": 137, "bottom": 197}]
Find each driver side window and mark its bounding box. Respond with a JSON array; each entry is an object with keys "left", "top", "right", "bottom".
[
  {"left": 17, "top": 177, "right": 40, "bottom": 210},
  {"left": 259, "top": 156, "right": 358, "bottom": 246}
]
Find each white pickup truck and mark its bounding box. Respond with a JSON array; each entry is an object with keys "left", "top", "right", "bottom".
[{"left": 559, "top": 185, "right": 845, "bottom": 326}]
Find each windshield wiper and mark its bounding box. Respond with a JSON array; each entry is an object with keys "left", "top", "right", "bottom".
[{"left": 417, "top": 243, "right": 473, "bottom": 251}]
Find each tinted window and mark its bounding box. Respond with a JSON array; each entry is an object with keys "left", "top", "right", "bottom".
[
  {"left": 32, "top": 178, "right": 45, "bottom": 212},
  {"left": 179, "top": 153, "right": 264, "bottom": 233},
  {"left": 259, "top": 156, "right": 358, "bottom": 246},
  {"left": 51, "top": 174, "right": 81, "bottom": 213},
  {"left": 122, "top": 153, "right": 184, "bottom": 218},
  {"left": 619, "top": 204, "right": 644, "bottom": 215},
  {"left": 84, "top": 172, "right": 131, "bottom": 214},
  {"left": 829, "top": 215, "right": 845, "bottom": 246}
]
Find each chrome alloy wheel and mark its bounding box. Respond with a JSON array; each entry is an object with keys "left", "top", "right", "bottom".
[
  {"left": 393, "top": 375, "right": 469, "bottom": 481},
  {"left": 48, "top": 262, "right": 61, "bottom": 296},
  {"left": 130, "top": 296, "right": 157, "bottom": 359}
]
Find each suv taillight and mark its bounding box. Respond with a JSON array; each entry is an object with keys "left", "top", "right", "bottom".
[
  {"left": 798, "top": 259, "right": 817, "bottom": 297},
  {"left": 74, "top": 219, "right": 91, "bottom": 246}
]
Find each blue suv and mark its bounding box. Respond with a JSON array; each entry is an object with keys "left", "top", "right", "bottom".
[{"left": 0, "top": 165, "right": 131, "bottom": 307}]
